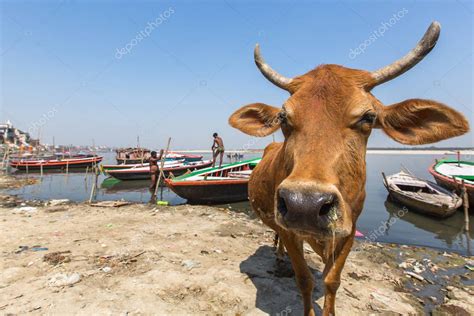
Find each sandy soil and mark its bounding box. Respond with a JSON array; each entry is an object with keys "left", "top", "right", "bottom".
[{"left": 0, "top": 196, "right": 472, "bottom": 315}]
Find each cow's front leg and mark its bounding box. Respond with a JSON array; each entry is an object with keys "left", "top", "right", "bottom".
[
  {"left": 280, "top": 232, "right": 315, "bottom": 316},
  {"left": 321, "top": 230, "right": 355, "bottom": 316}
]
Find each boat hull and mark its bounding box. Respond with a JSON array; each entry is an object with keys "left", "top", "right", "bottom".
[
  {"left": 165, "top": 179, "right": 248, "bottom": 203},
  {"left": 10, "top": 157, "right": 103, "bottom": 171},
  {"left": 387, "top": 190, "right": 459, "bottom": 218},
  {"left": 107, "top": 161, "right": 213, "bottom": 181},
  {"left": 429, "top": 162, "right": 474, "bottom": 212}
]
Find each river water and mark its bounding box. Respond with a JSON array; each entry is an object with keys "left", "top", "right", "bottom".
[{"left": 5, "top": 152, "right": 473, "bottom": 255}]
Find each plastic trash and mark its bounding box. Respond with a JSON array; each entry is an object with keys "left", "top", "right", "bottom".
[{"left": 157, "top": 201, "right": 169, "bottom": 206}]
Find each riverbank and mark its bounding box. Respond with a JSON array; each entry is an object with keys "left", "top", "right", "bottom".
[
  {"left": 0, "top": 174, "right": 38, "bottom": 190},
  {"left": 0, "top": 197, "right": 472, "bottom": 315},
  {"left": 176, "top": 149, "right": 474, "bottom": 156}
]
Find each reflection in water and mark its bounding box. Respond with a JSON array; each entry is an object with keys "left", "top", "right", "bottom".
[
  {"left": 384, "top": 198, "right": 472, "bottom": 255},
  {"left": 101, "top": 178, "right": 150, "bottom": 193}
]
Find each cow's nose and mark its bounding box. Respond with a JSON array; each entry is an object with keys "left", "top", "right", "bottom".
[{"left": 277, "top": 188, "right": 338, "bottom": 226}]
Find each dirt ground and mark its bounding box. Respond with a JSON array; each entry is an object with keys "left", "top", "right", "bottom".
[{"left": 0, "top": 193, "right": 472, "bottom": 314}]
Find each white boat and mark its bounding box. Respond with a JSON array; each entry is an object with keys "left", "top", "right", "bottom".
[{"left": 382, "top": 171, "right": 462, "bottom": 218}]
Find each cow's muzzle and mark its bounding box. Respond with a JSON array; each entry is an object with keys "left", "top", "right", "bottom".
[{"left": 276, "top": 184, "right": 348, "bottom": 238}]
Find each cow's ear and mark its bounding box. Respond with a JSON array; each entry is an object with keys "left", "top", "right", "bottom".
[
  {"left": 375, "top": 99, "right": 469, "bottom": 145},
  {"left": 229, "top": 103, "right": 282, "bottom": 137}
]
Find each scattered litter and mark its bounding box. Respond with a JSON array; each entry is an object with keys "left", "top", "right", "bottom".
[
  {"left": 31, "top": 246, "right": 48, "bottom": 252},
  {"left": 90, "top": 201, "right": 131, "bottom": 208},
  {"left": 43, "top": 251, "right": 71, "bottom": 265},
  {"left": 405, "top": 271, "right": 424, "bottom": 282},
  {"left": 12, "top": 206, "right": 37, "bottom": 214},
  {"left": 47, "top": 273, "right": 81, "bottom": 287},
  {"left": 465, "top": 264, "right": 474, "bottom": 271},
  {"left": 15, "top": 245, "right": 48, "bottom": 253},
  {"left": 355, "top": 230, "right": 364, "bottom": 237},
  {"left": 48, "top": 199, "right": 70, "bottom": 206},
  {"left": 102, "top": 266, "right": 112, "bottom": 273},
  {"left": 106, "top": 223, "right": 114, "bottom": 228},
  {"left": 214, "top": 249, "right": 223, "bottom": 254},
  {"left": 157, "top": 201, "right": 169, "bottom": 206},
  {"left": 398, "top": 262, "right": 409, "bottom": 269},
  {"left": 15, "top": 246, "right": 29, "bottom": 254},
  {"left": 181, "top": 260, "right": 200, "bottom": 270}
]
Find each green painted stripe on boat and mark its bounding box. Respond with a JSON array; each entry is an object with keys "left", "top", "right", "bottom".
[
  {"left": 434, "top": 159, "right": 474, "bottom": 181},
  {"left": 170, "top": 157, "right": 261, "bottom": 182}
]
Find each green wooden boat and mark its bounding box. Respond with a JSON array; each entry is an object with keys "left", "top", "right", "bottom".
[
  {"left": 429, "top": 159, "right": 474, "bottom": 211},
  {"left": 165, "top": 157, "right": 261, "bottom": 204}
]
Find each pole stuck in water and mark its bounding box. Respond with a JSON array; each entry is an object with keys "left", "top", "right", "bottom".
[
  {"left": 461, "top": 180, "right": 470, "bottom": 232},
  {"left": 153, "top": 137, "right": 172, "bottom": 200}
]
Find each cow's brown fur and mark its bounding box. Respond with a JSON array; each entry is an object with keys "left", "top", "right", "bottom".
[{"left": 229, "top": 64, "right": 469, "bottom": 315}]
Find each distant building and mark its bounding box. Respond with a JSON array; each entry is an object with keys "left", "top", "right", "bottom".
[{"left": 0, "top": 120, "right": 38, "bottom": 148}]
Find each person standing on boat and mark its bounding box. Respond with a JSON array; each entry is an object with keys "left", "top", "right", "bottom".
[
  {"left": 211, "top": 132, "right": 225, "bottom": 168},
  {"left": 149, "top": 149, "right": 164, "bottom": 191}
]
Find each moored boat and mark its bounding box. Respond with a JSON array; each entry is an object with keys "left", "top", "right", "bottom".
[
  {"left": 382, "top": 171, "right": 462, "bottom": 218},
  {"left": 107, "top": 160, "right": 213, "bottom": 181},
  {"left": 429, "top": 159, "right": 474, "bottom": 211},
  {"left": 102, "top": 159, "right": 185, "bottom": 171},
  {"left": 165, "top": 152, "right": 203, "bottom": 162},
  {"left": 116, "top": 148, "right": 151, "bottom": 164},
  {"left": 10, "top": 156, "right": 103, "bottom": 171},
  {"left": 165, "top": 158, "right": 261, "bottom": 204}
]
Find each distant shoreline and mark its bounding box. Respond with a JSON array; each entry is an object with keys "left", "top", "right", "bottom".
[{"left": 174, "top": 149, "right": 474, "bottom": 155}]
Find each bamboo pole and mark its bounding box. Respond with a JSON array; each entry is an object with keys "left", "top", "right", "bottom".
[
  {"left": 84, "top": 166, "right": 89, "bottom": 181},
  {"left": 88, "top": 166, "right": 99, "bottom": 203},
  {"left": 153, "top": 137, "right": 171, "bottom": 200},
  {"left": 461, "top": 180, "right": 470, "bottom": 232}
]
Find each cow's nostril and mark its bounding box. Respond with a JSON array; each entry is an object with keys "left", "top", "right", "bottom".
[
  {"left": 277, "top": 196, "right": 288, "bottom": 217},
  {"left": 319, "top": 202, "right": 332, "bottom": 217}
]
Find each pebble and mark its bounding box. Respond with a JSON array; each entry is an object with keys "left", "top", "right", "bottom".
[{"left": 47, "top": 273, "right": 81, "bottom": 287}]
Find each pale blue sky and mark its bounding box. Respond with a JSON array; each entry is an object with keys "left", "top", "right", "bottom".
[{"left": 1, "top": 0, "right": 472, "bottom": 149}]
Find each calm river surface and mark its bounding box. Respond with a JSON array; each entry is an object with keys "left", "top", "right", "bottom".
[{"left": 6, "top": 151, "right": 474, "bottom": 255}]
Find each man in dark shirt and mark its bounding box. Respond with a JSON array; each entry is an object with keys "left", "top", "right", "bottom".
[{"left": 149, "top": 149, "right": 164, "bottom": 191}]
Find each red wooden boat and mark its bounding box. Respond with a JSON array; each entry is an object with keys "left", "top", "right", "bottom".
[
  {"left": 10, "top": 156, "right": 103, "bottom": 171},
  {"left": 107, "top": 160, "right": 213, "bottom": 181}
]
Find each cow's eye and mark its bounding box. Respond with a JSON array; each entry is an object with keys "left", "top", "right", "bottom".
[{"left": 358, "top": 112, "right": 376, "bottom": 125}]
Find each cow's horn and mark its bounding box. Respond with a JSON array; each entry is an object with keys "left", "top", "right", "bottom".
[
  {"left": 371, "top": 21, "right": 441, "bottom": 86},
  {"left": 254, "top": 44, "right": 293, "bottom": 90}
]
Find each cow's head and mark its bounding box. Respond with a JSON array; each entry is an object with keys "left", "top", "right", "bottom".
[{"left": 229, "top": 22, "right": 469, "bottom": 240}]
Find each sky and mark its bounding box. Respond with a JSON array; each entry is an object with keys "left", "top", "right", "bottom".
[{"left": 1, "top": 0, "right": 472, "bottom": 150}]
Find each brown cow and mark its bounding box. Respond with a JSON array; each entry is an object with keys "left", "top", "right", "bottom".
[{"left": 229, "top": 22, "right": 469, "bottom": 315}]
